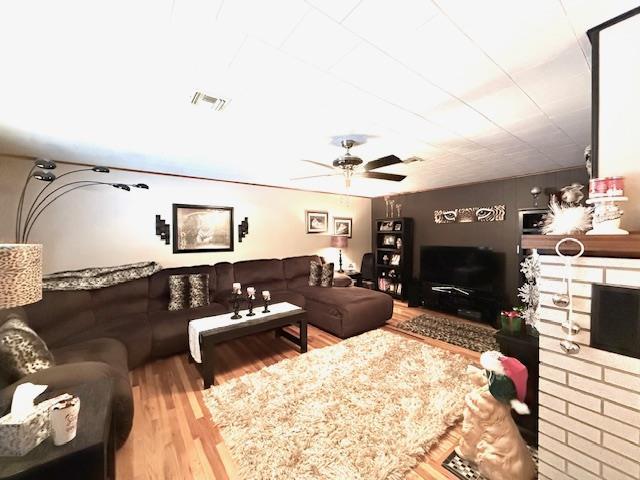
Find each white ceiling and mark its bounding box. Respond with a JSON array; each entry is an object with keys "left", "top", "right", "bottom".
[{"left": 0, "top": 0, "right": 636, "bottom": 197}]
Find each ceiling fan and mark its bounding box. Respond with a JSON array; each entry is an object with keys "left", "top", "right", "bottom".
[{"left": 291, "top": 139, "right": 407, "bottom": 188}]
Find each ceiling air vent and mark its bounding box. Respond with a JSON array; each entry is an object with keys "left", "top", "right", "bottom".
[{"left": 191, "top": 91, "right": 229, "bottom": 111}]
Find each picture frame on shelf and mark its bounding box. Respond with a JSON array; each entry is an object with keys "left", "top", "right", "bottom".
[
  {"left": 382, "top": 234, "right": 396, "bottom": 246},
  {"left": 306, "top": 211, "right": 328, "bottom": 234},
  {"left": 394, "top": 223, "right": 402, "bottom": 231},
  {"left": 333, "top": 217, "right": 352, "bottom": 238},
  {"left": 390, "top": 254, "right": 401, "bottom": 266},
  {"left": 379, "top": 221, "right": 394, "bottom": 231},
  {"left": 173, "top": 204, "right": 234, "bottom": 253}
]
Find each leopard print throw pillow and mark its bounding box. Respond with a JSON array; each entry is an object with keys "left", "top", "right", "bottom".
[
  {"left": 308, "top": 261, "right": 322, "bottom": 286},
  {"left": 168, "top": 275, "right": 189, "bottom": 311},
  {"left": 320, "top": 263, "right": 335, "bottom": 288},
  {"left": 0, "top": 317, "right": 55, "bottom": 383},
  {"left": 189, "top": 274, "right": 210, "bottom": 309}
]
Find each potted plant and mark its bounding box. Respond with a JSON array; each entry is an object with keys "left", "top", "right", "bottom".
[{"left": 500, "top": 309, "right": 523, "bottom": 335}]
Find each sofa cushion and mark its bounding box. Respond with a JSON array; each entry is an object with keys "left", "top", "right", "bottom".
[
  {"left": 149, "top": 302, "right": 228, "bottom": 358},
  {"left": 148, "top": 265, "right": 216, "bottom": 312},
  {"left": 90, "top": 277, "right": 149, "bottom": 323},
  {"left": 320, "top": 263, "right": 334, "bottom": 287},
  {"left": 188, "top": 274, "right": 210, "bottom": 308},
  {"left": 63, "top": 313, "right": 152, "bottom": 369},
  {"left": 52, "top": 338, "right": 129, "bottom": 376},
  {"left": 232, "top": 259, "right": 287, "bottom": 295},
  {"left": 0, "top": 317, "right": 55, "bottom": 383},
  {"left": 308, "top": 260, "right": 322, "bottom": 286},
  {"left": 23, "top": 290, "right": 95, "bottom": 349},
  {"left": 213, "top": 262, "right": 234, "bottom": 302},
  {"left": 333, "top": 273, "right": 354, "bottom": 287},
  {"left": 283, "top": 255, "right": 323, "bottom": 289},
  {"left": 168, "top": 275, "right": 189, "bottom": 311}
]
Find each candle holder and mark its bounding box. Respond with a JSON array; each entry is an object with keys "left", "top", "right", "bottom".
[
  {"left": 230, "top": 291, "right": 243, "bottom": 320},
  {"left": 262, "top": 298, "right": 271, "bottom": 313},
  {"left": 247, "top": 295, "right": 256, "bottom": 316}
]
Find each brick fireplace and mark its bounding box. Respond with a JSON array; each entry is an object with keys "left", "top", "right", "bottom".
[{"left": 537, "top": 254, "right": 640, "bottom": 480}]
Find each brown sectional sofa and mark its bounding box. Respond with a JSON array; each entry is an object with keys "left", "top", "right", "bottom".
[{"left": 0, "top": 255, "right": 393, "bottom": 447}]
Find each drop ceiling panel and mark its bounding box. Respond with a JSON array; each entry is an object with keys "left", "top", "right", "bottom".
[{"left": 0, "top": 0, "right": 619, "bottom": 197}]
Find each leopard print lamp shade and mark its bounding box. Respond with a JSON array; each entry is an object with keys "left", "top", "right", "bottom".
[{"left": 0, "top": 244, "right": 43, "bottom": 309}]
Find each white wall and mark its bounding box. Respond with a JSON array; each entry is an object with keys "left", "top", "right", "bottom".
[
  {"left": 598, "top": 13, "right": 640, "bottom": 231},
  {"left": 0, "top": 156, "right": 371, "bottom": 274}
]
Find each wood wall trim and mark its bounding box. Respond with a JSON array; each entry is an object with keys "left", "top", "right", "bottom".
[
  {"left": 1, "top": 154, "right": 370, "bottom": 199},
  {"left": 370, "top": 166, "right": 587, "bottom": 199},
  {"left": 521, "top": 233, "right": 640, "bottom": 258}
]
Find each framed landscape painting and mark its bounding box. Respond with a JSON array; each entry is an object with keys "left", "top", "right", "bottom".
[
  {"left": 173, "top": 204, "right": 234, "bottom": 253},
  {"left": 306, "top": 211, "right": 328, "bottom": 234},
  {"left": 334, "top": 217, "right": 352, "bottom": 238}
]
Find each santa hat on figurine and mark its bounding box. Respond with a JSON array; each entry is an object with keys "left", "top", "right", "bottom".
[{"left": 480, "top": 351, "right": 530, "bottom": 415}]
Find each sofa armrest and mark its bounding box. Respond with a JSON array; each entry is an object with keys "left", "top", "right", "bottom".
[
  {"left": 333, "top": 273, "right": 354, "bottom": 287},
  {"left": 0, "top": 361, "right": 133, "bottom": 448}
]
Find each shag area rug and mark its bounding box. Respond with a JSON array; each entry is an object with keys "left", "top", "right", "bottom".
[
  {"left": 204, "top": 329, "right": 475, "bottom": 480},
  {"left": 396, "top": 313, "right": 499, "bottom": 353}
]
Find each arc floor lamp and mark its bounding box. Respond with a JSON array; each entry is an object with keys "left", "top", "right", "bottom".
[{"left": 15, "top": 158, "right": 149, "bottom": 243}]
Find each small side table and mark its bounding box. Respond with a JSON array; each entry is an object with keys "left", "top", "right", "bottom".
[
  {"left": 344, "top": 270, "right": 363, "bottom": 287},
  {"left": 0, "top": 378, "right": 115, "bottom": 480}
]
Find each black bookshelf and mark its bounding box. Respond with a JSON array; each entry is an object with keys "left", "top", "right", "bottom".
[{"left": 374, "top": 217, "right": 413, "bottom": 299}]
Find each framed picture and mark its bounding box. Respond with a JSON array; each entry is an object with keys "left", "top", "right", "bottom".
[
  {"left": 390, "top": 254, "right": 401, "bottom": 266},
  {"left": 172, "top": 204, "right": 234, "bottom": 253},
  {"left": 394, "top": 223, "right": 402, "bottom": 231},
  {"left": 382, "top": 234, "right": 396, "bottom": 246},
  {"left": 333, "top": 217, "right": 352, "bottom": 238},
  {"left": 306, "top": 211, "right": 328, "bottom": 234},
  {"left": 379, "top": 221, "right": 394, "bottom": 231}
]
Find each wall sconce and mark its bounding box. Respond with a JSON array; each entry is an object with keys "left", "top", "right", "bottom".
[
  {"left": 238, "top": 217, "right": 249, "bottom": 242},
  {"left": 155, "top": 215, "right": 170, "bottom": 245}
]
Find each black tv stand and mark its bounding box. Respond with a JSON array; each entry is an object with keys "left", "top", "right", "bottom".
[{"left": 421, "top": 281, "right": 501, "bottom": 326}]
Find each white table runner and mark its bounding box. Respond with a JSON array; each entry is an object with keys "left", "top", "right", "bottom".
[{"left": 188, "top": 302, "right": 302, "bottom": 363}]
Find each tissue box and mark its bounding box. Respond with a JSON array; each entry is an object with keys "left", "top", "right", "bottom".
[{"left": 0, "top": 394, "right": 68, "bottom": 456}]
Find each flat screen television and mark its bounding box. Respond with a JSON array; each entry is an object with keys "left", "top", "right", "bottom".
[{"left": 420, "top": 246, "right": 500, "bottom": 293}]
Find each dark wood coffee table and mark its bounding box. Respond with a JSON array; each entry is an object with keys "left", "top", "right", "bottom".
[{"left": 188, "top": 302, "right": 307, "bottom": 388}]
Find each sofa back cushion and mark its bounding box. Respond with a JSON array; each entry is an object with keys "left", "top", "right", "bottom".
[
  {"left": 283, "top": 255, "right": 323, "bottom": 289},
  {"left": 91, "top": 277, "right": 149, "bottom": 323},
  {"left": 23, "top": 290, "right": 95, "bottom": 348},
  {"left": 148, "top": 265, "right": 216, "bottom": 312},
  {"left": 212, "top": 262, "right": 234, "bottom": 302},
  {"left": 232, "top": 259, "right": 287, "bottom": 294}
]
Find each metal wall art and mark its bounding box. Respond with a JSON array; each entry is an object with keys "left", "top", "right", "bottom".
[
  {"left": 434, "top": 205, "right": 506, "bottom": 224},
  {"left": 238, "top": 217, "right": 249, "bottom": 242},
  {"left": 155, "top": 215, "right": 170, "bottom": 244}
]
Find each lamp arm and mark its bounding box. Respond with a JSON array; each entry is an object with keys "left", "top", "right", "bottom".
[
  {"left": 16, "top": 166, "right": 36, "bottom": 243},
  {"left": 23, "top": 170, "right": 93, "bottom": 233},
  {"left": 23, "top": 181, "right": 109, "bottom": 242},
  {"left": 22, "top": 179, "right": 104, "bottom": 238}
]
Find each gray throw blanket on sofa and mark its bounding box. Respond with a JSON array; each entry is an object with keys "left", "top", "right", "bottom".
[{"left": 43, "top": 261, "right": 162, "bottom": 291}]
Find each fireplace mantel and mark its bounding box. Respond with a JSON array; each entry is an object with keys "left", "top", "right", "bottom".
[{"left": 521, "top": 232, "right": 640, "bottom": 258}]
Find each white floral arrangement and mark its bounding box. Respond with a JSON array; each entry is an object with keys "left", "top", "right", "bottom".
[
  {"left": 518, "top": 251, "right": 540, "bottom": 329},
  {"left": 542, "top": 197, "right": 592, "bottom": 235}
]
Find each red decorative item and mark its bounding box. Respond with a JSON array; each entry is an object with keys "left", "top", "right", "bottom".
[
  {"left": 606, "top": 176, "right": 624, "bottom": 197},
  {"left": 589, "top": 178, "right": 608, "bottom": 198}
]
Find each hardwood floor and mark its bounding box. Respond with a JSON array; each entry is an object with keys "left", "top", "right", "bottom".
[{"left": 116, "top": 301, "right": 481, "bottom": 479}]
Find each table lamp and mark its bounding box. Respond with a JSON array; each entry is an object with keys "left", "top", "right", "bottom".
[
  {"left": 0, "top": 244, "right": 43, "bottom": 309},
  {"left": 330, "top": 236, "right": 348, "bottom": 273}
]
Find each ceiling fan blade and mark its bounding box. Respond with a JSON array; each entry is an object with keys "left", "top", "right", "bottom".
[
  {"left": 358, "top": 171, "right": 406, "bottom": 182},
  {"left": 363, "top": 154, "right": 402, "bottom": 171},
  {"left": 291, "top": 173, "right": 342, "bottom": 181},
  {"left": 301, "top": 159, "right": 335, "bottom": 170}
]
